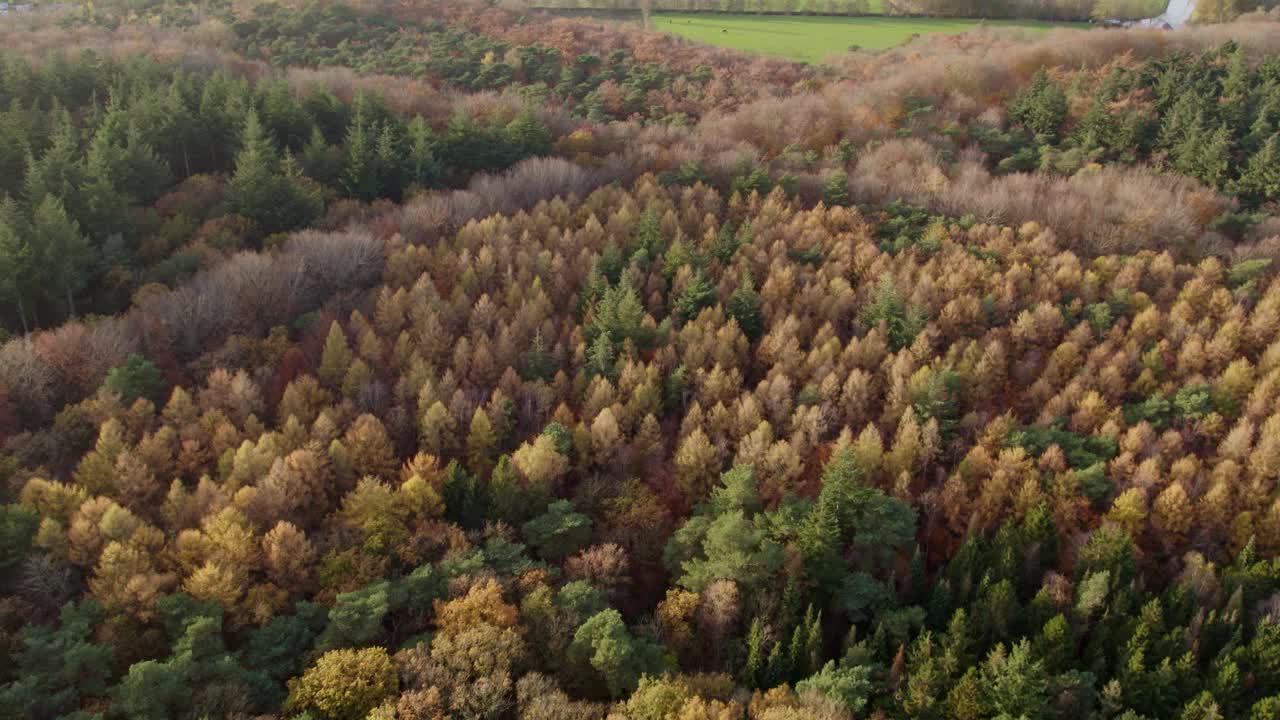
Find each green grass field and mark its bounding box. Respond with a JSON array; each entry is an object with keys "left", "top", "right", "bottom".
[{"left": 651, "top": 14, "right": 1080, "bottom": 62}]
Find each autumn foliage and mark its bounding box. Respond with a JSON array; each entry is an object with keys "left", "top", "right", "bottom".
[{"left": 2, "top": 2, "right": 1280, "bottom": 719}]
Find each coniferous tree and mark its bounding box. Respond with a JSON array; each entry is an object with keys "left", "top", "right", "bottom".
[
  {"left": 300, "top": 125, "right": 343, "bottom": 187},
  {"left": 521, "top": 330, "right": 556, "bottom": 382},
  {"left": 505, "top": 110, "right": 551, "bottom": 158},
  {"left": 103, "top": 355, "right": 166, "bottom": 404},
  {"left": 374, "top": 123, "right": 403, "bottom": 201},
  {"left": 711, "top": 220, "right": 738, "bottom": 263},
  {"left": 119, "top": 122, "right": 172, "bottom": 205},
  {"left": 226, "top": 112, "right": 321, "bottom": 235},
  {"left": 343, "top": 105, "right": 381, "bottom": 202},
  {"left": 23, "top": 110, "right": 81, "bottom": 210},
  {"left": 32, "top": 194, "right": 92, "bottom": 318},
  {"left": 822, "top": 170, "right": 850, "bottom": 207},
  {"left": 635, "top": 209, "right": 664, "bottom": 257},
  {"left": 78, "top": 127, "right": 133, "bottom": 242},
  {"left": 1195, "top": 123, "right": 1234, "bottom": 188},
  {"left": 586, "top": 333, "right": 617, "bottom": 380},
  {"left": 157, "top": 80, "right": 198, "bottom": 177},
  {"left": 1009, "top": 69, "right": 1068, "bottom": 136},
  {"left": 405, "top": 115, "right": 441, "bottom": 191},
  {"left": 863, "top": 277, "right": 926, "bottom": 351},
  {"left": 1232, "top": 134, "right": 1280, "bottom": 206},
  {"left": 0, "top": 600, "right": 113, "bottom": 719},
  {"left": 318, "top": 322, "right": 354, "bottom": 390},
  {"left": 727, "top": 271, "right": 763, "bottom": 342},
  {"left": 0, "top": 109, "right": 30, "bottom": 198},
  {"left": 675, "top": 269, "right": 715, "bottom": 321},
  {"left": 742, "top": 617, "right": 766, "bottom": 688},
  {"left": 0, "top": 196, "right": 33, "bottom": 331}
]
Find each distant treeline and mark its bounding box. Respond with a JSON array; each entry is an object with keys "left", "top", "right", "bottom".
[
  {"left": 526, "top": 0, "right": 1269, "bottom": 22},
  {"left": 532, "top": 0, "right": 879, "bottom": 17}
]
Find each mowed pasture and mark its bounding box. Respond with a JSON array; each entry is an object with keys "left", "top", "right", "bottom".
[{"left": 651, "top": 13, "right": 1081, "bottom": 62}]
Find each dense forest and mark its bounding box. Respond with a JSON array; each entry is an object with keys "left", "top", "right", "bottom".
[
  {"left": 3, "top": 2, "right": 1280, "bottom": 720},
  {"left": 0, "top": 50, "right": 555, "bottom": 331}
]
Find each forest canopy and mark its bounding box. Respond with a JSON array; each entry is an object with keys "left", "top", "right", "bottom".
[{"left": 2, "top": 2, "right": 1280, "bottom": 720}]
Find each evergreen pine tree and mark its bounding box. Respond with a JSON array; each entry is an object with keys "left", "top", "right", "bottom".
[
  {"left": 32, "top": 194, "right": 92, "bottom": 318},
  {"left": 260, "top": 79, "right": 312, "bottom": 153},
  {"left": 0, "top": 196, "right": 33, "bottom": 332},
  {"left": 405, "top": 115, "right": 441, "bottom": 191},
  {"left": 1195, "top": 123, "right": 1234, "bottom": 188},
  {"left": 822, "top": 170, "right": 850, "bottom": 207},
  {"left": 0, "top": 106, "right": 31, "bottom": 198},
  {"left": 1220, "top": 47, "right": 1251, "bottom": 132},
  {"left": 103, "top": 354, "right": 166, "bottom": 404},
  {"left": 120, "top": 122, "right": 173, "bottom": 205},
  {"left": 227, "top": 112, "right": 278, "bottom": 225},
  {"left": 675, "top": 269, "right": 715, "bottom": 320},
  {"left": 521, "top": 330, "right": 556, "bottom": 382},
  {"left": 160, "top": 79, "right": 197, "bottom": 177},
  {"left": 743, "top": 617, "right": 766, "bottom": 689},
  {"left": 805, "top": 608, "right": 824, "bottom": 678},
  {"left": 23, "top": 108, "right": 81, "bottom": 209},
  {"left": 443, "top": 460, "right": 485, "bottom": 529},
  {"left": 1075, "top": 92, "right": 1118, "bottom": 157},
  {"left": 300, "top": 125, "right": 343, "bottom": 187},
  {"left": 227, "top": 112, "right": 321, "bottom": 234},
  {"left": 863, "top": 277, "right": 926, "bottom": 351},
  {"left": 764, "top": 641, "right": 788, "bottom": 690},
  {"left": 79, "top": 127, "right": 132, "bottom": 241},
  {"left": 1245, "top": 83, "right": 1280, "bottom": 150},
  {"left": 505, "top": 109, "right": 550, "bottom": 158},
  {"left": 375, "top": 122, "right": 403, "bottom": 201},
  {"left": 1232, "top": 134, "right": 1280, "bottom": 206},
  {"left": 343, "top": 107, "right": 380, "bottom": 202},
  {"left": 1009, "top": 69, "right": 1068, "bottom": 137},
  {"left": 797, "top": 495, "right": 843, "bottom": 593},
  {"left": 711, "top": 220, "right": 738, "bottom": 263},
  {"left": 586, "top": 333, "right": 616, "bottom": 380},
  {"left": 488, "top": 455, "right": 539, "bottom": 525},
  {"left": 634, "top": 209, "right": 664, "bottom": 257},
  {"left": 727, "top": 271, "right": 763, "bottom": 342},
  {"left": 787, "top": 621, "right": 808, "bottom": 682}
]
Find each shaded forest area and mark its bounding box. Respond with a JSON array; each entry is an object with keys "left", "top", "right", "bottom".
[{"left": 2, "top": 2, "right": 1280, "bottom": 720}]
